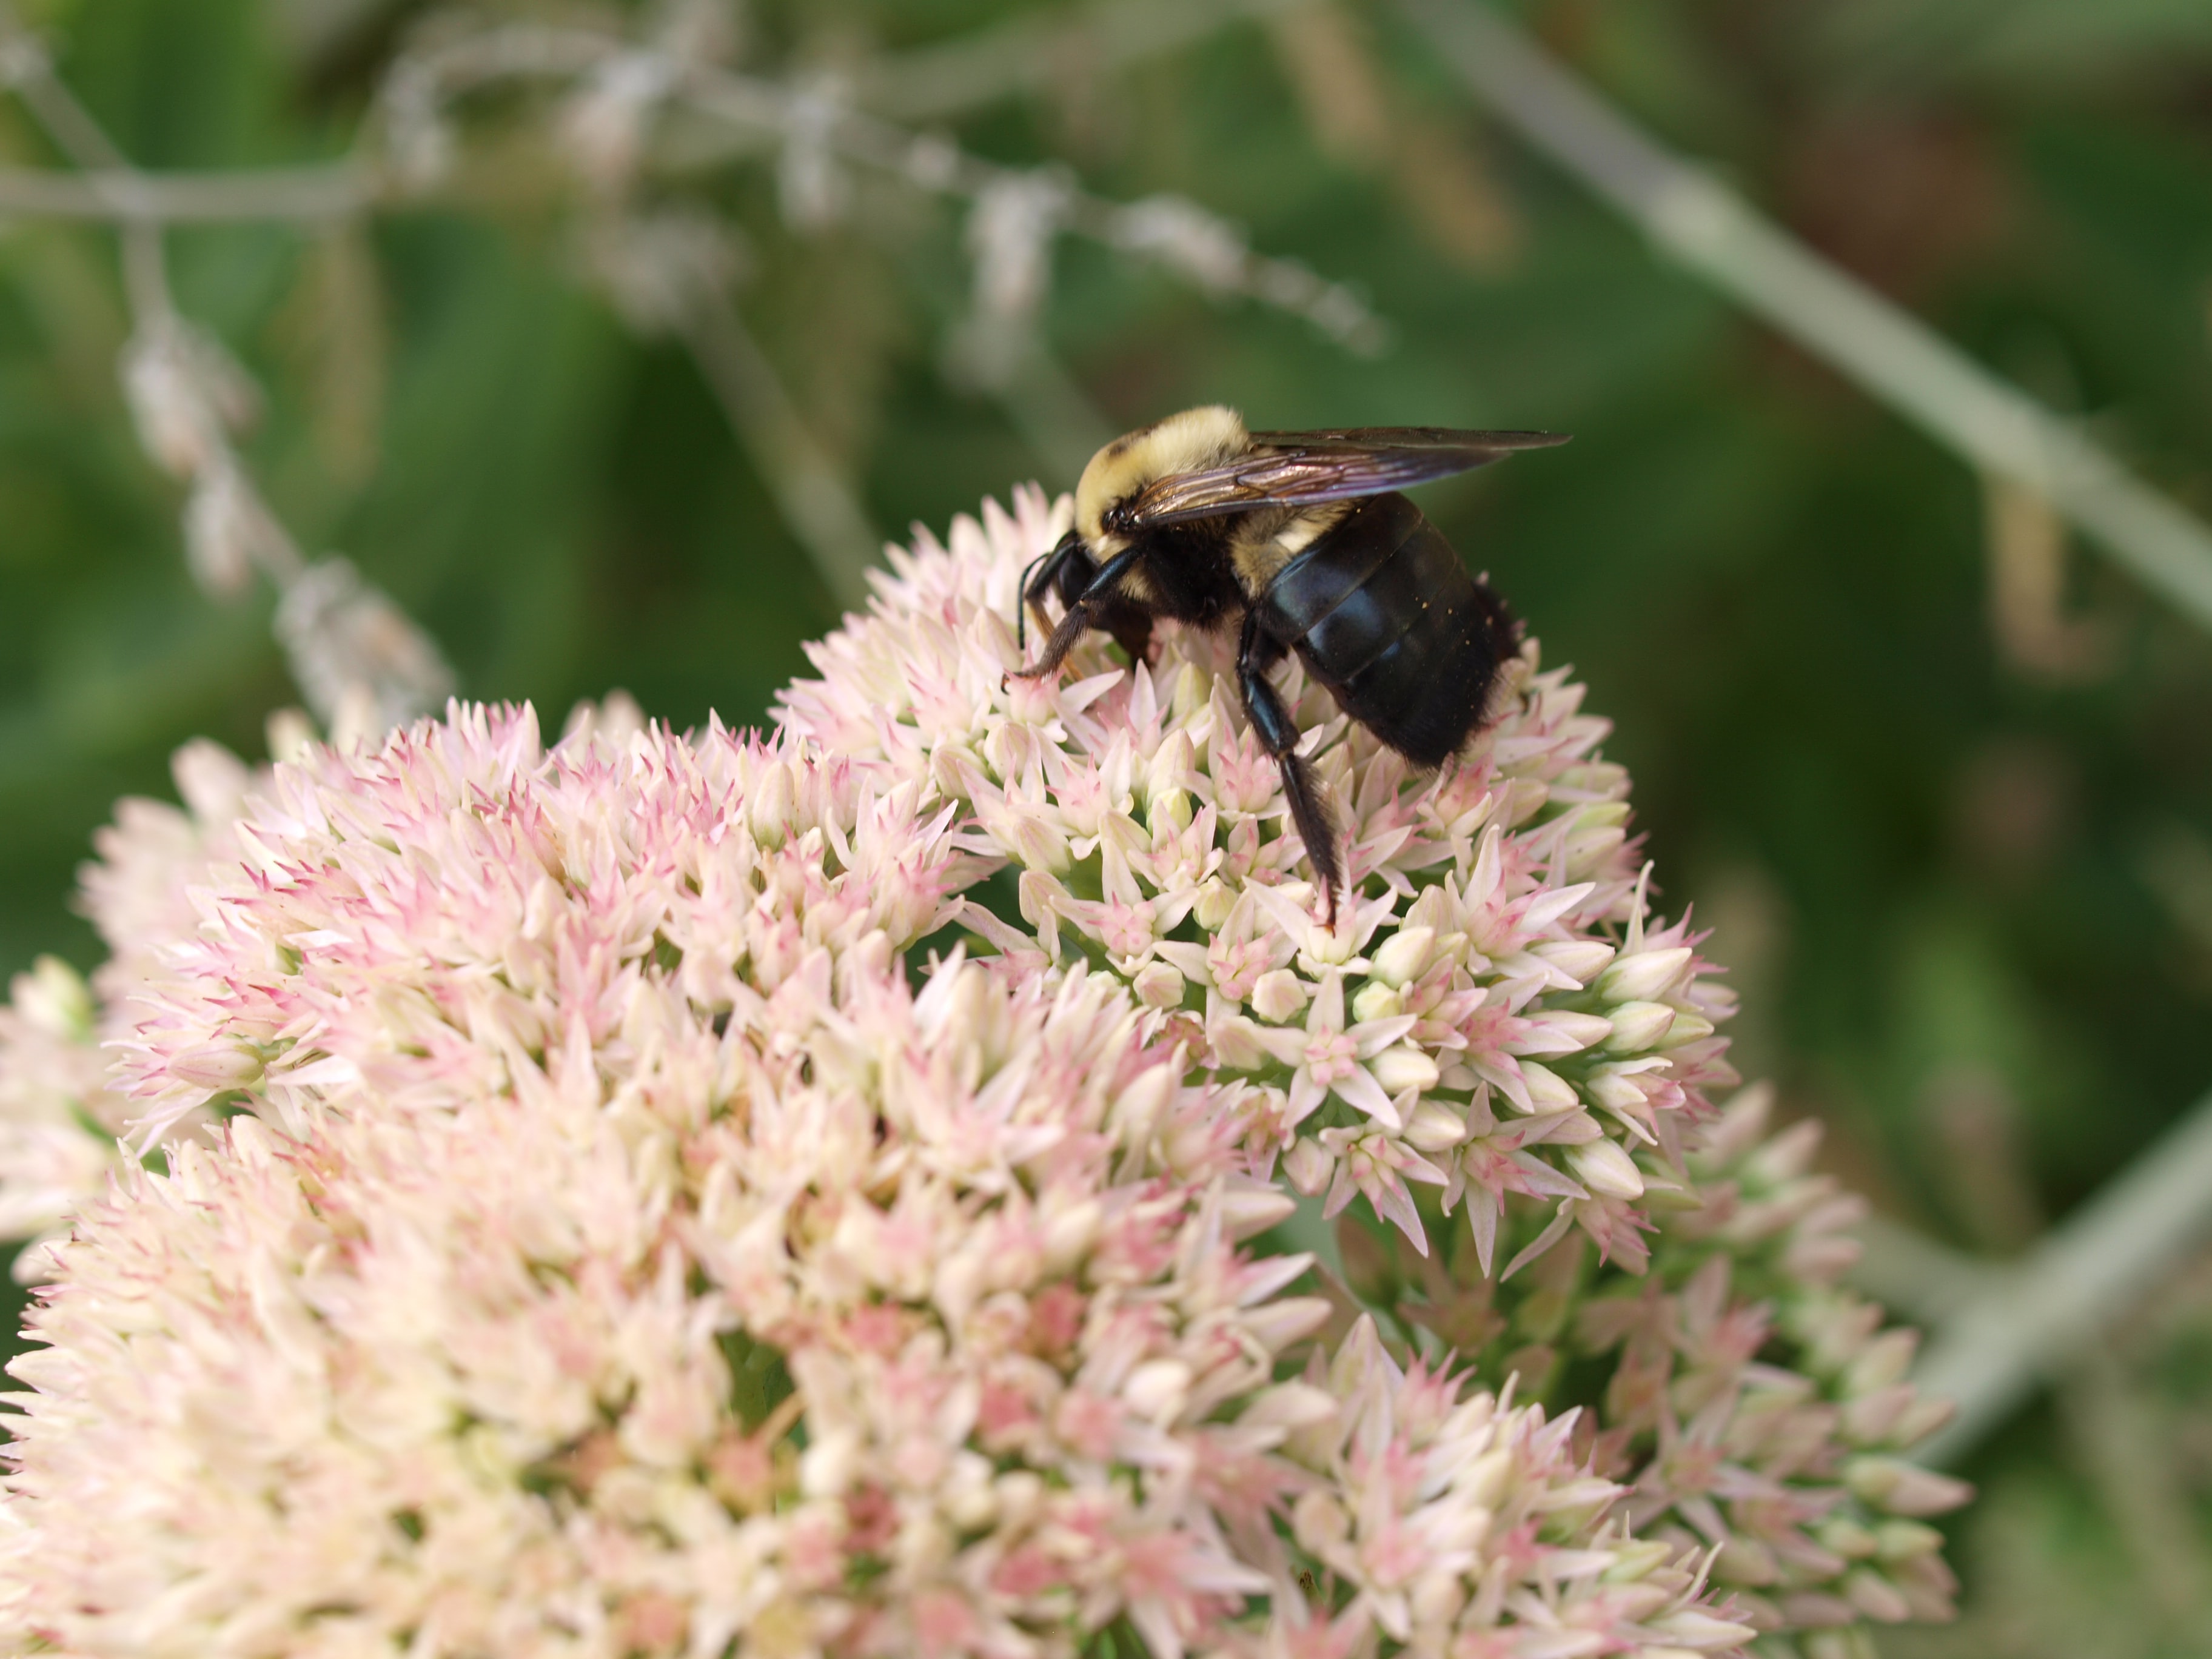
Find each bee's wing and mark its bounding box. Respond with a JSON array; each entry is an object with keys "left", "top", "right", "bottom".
[{"left": 1114, "top": 427, "right": 1568, "bottom": 532}]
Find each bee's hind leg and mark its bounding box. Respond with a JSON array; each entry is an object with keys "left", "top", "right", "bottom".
[{"left": 1235, "top": 612, "right": 1341, "bottom": 924}]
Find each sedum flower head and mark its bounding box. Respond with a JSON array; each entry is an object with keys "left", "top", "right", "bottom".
[
  {"left": 779, "top": 487, "right": 1737, "bottom": 1275},
  {"left": 0, "top": 489, "right": 1963, "bottom": 1657},
  {"left": 0, "top": 736, "right": 267, "bottom": 1276},
  {"left": 0, "top": 699, "right": 1750, "bottom": 1659},
  {"left": 1334, "top": 1082, "right": 1969, "bottom": 1655},
  {"left": 0, "top": 956, "right": 116, "bottom": 1259}
]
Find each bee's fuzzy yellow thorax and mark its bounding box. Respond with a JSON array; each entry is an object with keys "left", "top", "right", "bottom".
[{"left": 1076, "top": 405, "right": 1248, "bottom": 549}]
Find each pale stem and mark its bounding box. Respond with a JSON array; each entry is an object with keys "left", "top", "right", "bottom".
[
  {"left": 1883, "top": 1083, "right": 2212, "bottom": 1467},
  {"left": 852, "top": 0, "right": 1317, "bottom": 122},
  {"left": 0, "top": 162, "right": 367, "bottom": 222},
  {"left": 679, "top": 293, "right": 882, "bottom": 612},
  {"left": 0, "top": 19, "right": 173, "bottom": 321},
  {"left": 0, "top": 7, "right": 448, "bottom": 731},
  {"left": 1399, "top": 0, "right": 2212, "bottom": 635},
  {"left": 986, "top": 338, "right": 1122, "bottom": 487}
]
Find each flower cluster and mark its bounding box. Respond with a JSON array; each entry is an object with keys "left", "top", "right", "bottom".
[
  {"left": 779, "top": 489, "right": 1963, "bottom": 1655},
  {"left": 0, "top": 487, "right": 1962, "bottom": 1658},
  {"left": 780, "top": 486, "right": 1737, "bottom": 1276},
  {"left": 1253, "top": 1315, "right": 1749, "bottom": 1659},
  {"left": 0, "top": 957, "right": 114, "bottom": 1255},
  {"left": 1346, "top": 1083, "right": 1969, "bottom": 1658},
  {"left": 0, "top": 736, "right": 264, "bottom": 1270},
  {"left": 0, "top": 702, "right": 1749, "bottom": 1659}
]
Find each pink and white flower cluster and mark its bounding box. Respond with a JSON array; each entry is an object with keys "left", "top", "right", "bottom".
[
  {"left": 0, "top": 488, "right": 1962, "bottom": 1658},
  {"left": 781, "top": 489, "right": 1735, "bottom": 1279}
]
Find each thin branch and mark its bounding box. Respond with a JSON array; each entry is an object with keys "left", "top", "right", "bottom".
[
  {"left": 1847, "top": 1213, "right": 2000, "bottom": 1329},
  {"left": 678, "top": 293, "right": 882, "bottom": 613},
  {"left": 990, "top": 344, "right": 1121, "bottom": 488},
  {"left": 0, "top": 10, "right": 449, "bottom": 733},
  {"left": 387, "top": 22, "right": 1386, "bottom": 353},
  {"left": 0, "top": 161, "right": 369, "bottom": 222},
  {"left": 0, "top": 19, "right": 171, "bottom": 320},
  {"left": 851, "top": 0, "right": 1318, "bottom": 123},
  {"left": 677, "top": 57, "right": 1384, "bottom": 350},
  {"left": 1902, "top": 1082, "right": 2212, "bottom": 1467},
  {"left": 1399, "top": 0, "right": 2212, "bottom": 636}
]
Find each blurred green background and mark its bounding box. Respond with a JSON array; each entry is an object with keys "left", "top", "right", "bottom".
[{"left": 4, "top": 0, "right": 2212, "bottom": 1651}]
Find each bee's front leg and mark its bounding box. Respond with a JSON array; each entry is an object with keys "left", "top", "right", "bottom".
[
  {"left": 1020, "top": 531, "right": 1093, "bottom": 651},
  {"left": 1235, "top": 611, "right": 1341, "bottom": 923},
  {"left": 1014, "top": 546, "right": 1146, "bottom": 679}
]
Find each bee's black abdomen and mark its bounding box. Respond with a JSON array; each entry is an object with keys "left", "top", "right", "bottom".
[{"left": 1258, "top": 491, "right": 1513, "bottom": 769}]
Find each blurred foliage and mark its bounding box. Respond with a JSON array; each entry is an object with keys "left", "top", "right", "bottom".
[{"left": 4, "top": 0, "right": 2212, "bottom": 1649}]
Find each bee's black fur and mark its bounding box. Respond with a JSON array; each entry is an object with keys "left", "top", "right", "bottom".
[{"left": 1258, "top": 492, "right": 1517, "bottom": 769}]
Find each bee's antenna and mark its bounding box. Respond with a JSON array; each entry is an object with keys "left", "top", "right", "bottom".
[{"left": 1015, "top": 549, "right": 1052, "bottom": 652}]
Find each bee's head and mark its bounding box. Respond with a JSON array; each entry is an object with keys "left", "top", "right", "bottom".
[{"left": 1074, "top": 405, "right": 1247, "bottom": 554}]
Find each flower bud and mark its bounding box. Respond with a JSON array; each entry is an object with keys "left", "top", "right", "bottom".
[
  {"left": 1144, "top": 728, "right": 1195, "bottom": 800},
  {"left": 1370, "top": 1047, "right": 1438, "bottom": 1096},
  {"left": 1040, "top": 1198, "right": 1102, "bottom": 1273},
  {"left": 169, "top": 1042, "right": 266, "bottom": 1093},
  {"left": 1600, "top": 1538, "right": 1675, "bottom": 1584},
  {"left": 1170, "top": 661, "right": 1209, "bottom": 723},
  {"left": 1218, "top": 1187, "right": 1296, "bottom": 1238},
  {"left": 1524, "top": 1010, "right": 1614, "bottom": 1053},
  {"left": 1873, "top": 1520, "right": 1945, "bottom": 1561},
  {"left": 1564, "top": 826, "right": 1627, "bottom": 882},
  {"left": 1815, "top": 1517, "right": 1880, "bottom": 1560},
  {"left": 1251, "top": 970, "right": 1309, "bottom": 1024},
  {"left": 1583, "top": 1064, "right": 1647, "bottom": 1113},
  {"left": 1518, "top": 1061, "right": 1579, "bottom": 1111},
  {"left": 1842, "top": 1568, "right": 1911, "bottom": 1624},
  {"left": 265, "top": 706, "right": 317, "bottom": 765},
  {"left": 1403, "top": 1100, "right": 1468, "bottom": 1152},
  {"left": 1800, "top": 1627, "right": 1878, "bottom": 1659},
  {"left": 1284, "top": 1137, "right": 1332, "bottom": 1196},
  {"left": 1647, "top": 1609, "right": 1761, "bottom": 1649},
  {"left": 1595, "top": 945, "right": 1694, "bottom": 1004},
  {"left": 16, "top": 956, "right": 92, "bottom": 1041},
  {"left": 990, "top": 803, "right": 1070, "bottom": 874},
  {"left": 1145, "top": 786, "right": 1193, "bottom": 839},
  {"left": 1291, "top": 1490, "right": 1349, "bottom": 1553},
  {"left": 1656, "top": 1010, "right": 1715, "bottom": 1050},
  {"left": 1239, "top": 1381, "right": 1335, "bottom": 1431},
  {"left": 1602, "top": 1000, "right": 1676, "bottom": 1053},
  {"left": 1370, "top": 926, "right": 1435, "bottom": 988},
  {"left": 1530, "top": 939, "right": 1614, "bottom": 985},
  {"left": 1191, "top": 877, "right": 1236, "bottom": 932},
  {"left": 1842, "top": 1329, "right": 1917, "bottom": 1397},
  {"left": 1131, "top": 960, "right": 1186, "bottom": 1010},
  {"left": 1303, "top": 920, "right": 1361, "bottom": 966},
  {"left": 1546, "top": 1110, "right": 1602, "bottom": 1145},
  {"left": 1567, "top": 1139, "right": 1644, "bottom": 1200},
  {"left": 1710, "top": 1536, "right": 1778, "bottom": 1586},
  {"left": 749, "top": 761, "right": 796, "bottom": 846},
  {"left": 1123, "top": 1359, "right": 1192, "bottom": 1424},
  {"left": 942, "top": 1462, "right": 998, "bottom": 1530},
  {"left": 1844, "top": 1456, "right": 1974, "bottom": 1517},
  {"left": 1350, "top": 980, "right": 1403, "bottom": 1024},
  {"left": 799, "top": 1429, "right": 859, "bottom": 1499}
]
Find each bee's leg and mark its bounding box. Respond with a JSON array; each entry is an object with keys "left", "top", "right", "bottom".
[
  {"left": 1016, "top": 553, "right": 1050, "bottom": 652},
  {"left": 1236, "top": 611, "right": 1341, "bottom": 924},
  {"left": 1020, "top": 531, "right": 1090, "bottom": 652},
  {"left": 1014, "top": 546, "right": 1145, "bottom": 679}
]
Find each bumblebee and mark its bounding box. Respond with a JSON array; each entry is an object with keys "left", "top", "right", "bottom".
[{"left": 1015, "top": 406, "right": 1567, "bottom": 922}]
